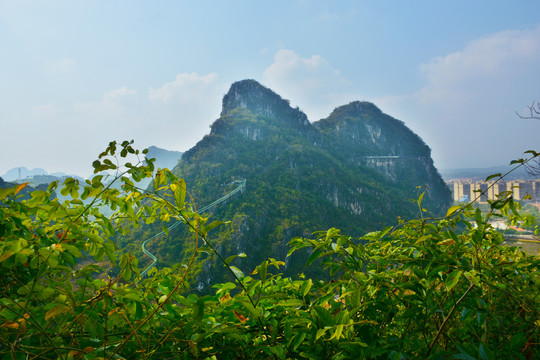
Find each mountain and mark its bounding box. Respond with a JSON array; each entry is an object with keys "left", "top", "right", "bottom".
[
  {"left": 146, "top": 146, "right": 183, "bottom": 170},
  {"left": 132, "top": 146, "right": 183, "bottom": 191},
  {"left": 127, "top": 79, "right": 451, "bottom": 289},
  {"left": 440, "top": 164, "right": 536, "bottom": 180},
  {"left": 12, "top": 174, "right": 86, "bottom": 187},
  {"left": 0, "top": 177, "right": 51, "bottom": 200},
  {"left": 2, "top": 146, "right": 182, "bottom": 190},
  {"left": 1, "top": 167, "right": 48, "bottom": 182}
]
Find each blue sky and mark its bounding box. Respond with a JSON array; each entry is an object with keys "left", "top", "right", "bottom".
[{"left": 1, "top": 1, "right": 539, "bottom": 177}]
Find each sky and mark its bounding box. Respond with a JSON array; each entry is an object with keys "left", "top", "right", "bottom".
[{"left": 1, "top": 0, "right": 539, "bottom": 178}]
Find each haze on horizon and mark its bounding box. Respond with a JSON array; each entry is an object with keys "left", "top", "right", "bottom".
[{"left": 1, "top": 1, "right": 539, "bottom": 178}]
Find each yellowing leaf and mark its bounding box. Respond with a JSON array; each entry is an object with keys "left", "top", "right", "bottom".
[
  {"left": 329, "top": 324, "right": 344, "bottom": 340},
  {"left": 219, "top": 293, "right": 232, "bottom": 304},
  {"left": 108, "top": 308, "right": 119, "bottom": 316},
  {"left": 403, "top": 269, "right": 412, "bottom": 276},
  {"left": 54, "top": 243, "right": 64, "bottom": 252},
  {"left": 45, "top": 304, "right": 70, "bottom": 321},
  {"left": 17, "top": 318, "right": 26, "bottom": 334},
  {"left": 1, "top": 321, "right": 19, "bottom": 330},
  {"left": 316, "top": 328, "right": 327, "bottom": 340},
  {"left": 14, "top": 183, "right": 29, "bottom": 195},
  {"left": 446, "top": 205, "right": 461, "bottom": 217},
  {"left": 437, "top": 239, "right": 455, "bottom": 246},
  {"left": 0, "top": 251, "right": 14, "bottom": 262},
  {"left": 233, "top": 310, "right": 248, "bottom": 323}
]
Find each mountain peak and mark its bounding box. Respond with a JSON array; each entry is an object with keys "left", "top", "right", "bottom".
[
  {"left": 329, "top": 101, "right": 382, "bottom": 118},
  {"left": 220, "top": 79, "right": 310, "bottom": 127},
  {"left": 221, "top": 79, "right": 280, "bottom": 117}
]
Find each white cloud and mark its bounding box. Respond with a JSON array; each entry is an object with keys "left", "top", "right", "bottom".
[
  {"left": 263, "top": 49, "right": 356, "bottom": 121},
  {"left": 74, "top": 86, "right": 139, "bottom": 124},
  {"left": 103, "top": 86, "right": 137, "bottom": 102},
  {"left": 0, "top": 74, "right": 227, "bottom": 177},
  {"left": 146, "top": 72, "right": 226, "bottom": 151},
  {"left": 149, "top": 72, "right": 219, "bottom": 104},
  {"left": 417, "top": 26, "right": 540, "bottom": 104},
  {"left": 378, "top": 25, "right": 540, "bottom": 169}
]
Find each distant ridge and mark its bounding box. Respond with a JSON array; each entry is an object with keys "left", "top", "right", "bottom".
[
  {"left": 1, "top": 167, "right": 49, "bottom": 182},
  {"left": 440, "top": 164, "right": 536, "bottom": 180},
  {"left": 2, "top": 146, "right": 183, "bottom": 188}
]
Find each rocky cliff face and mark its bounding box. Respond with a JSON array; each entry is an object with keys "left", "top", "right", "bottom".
[
  {"left": 221, "top": 79, "right": 311, "bottom": 128},
  {"left": 314, "top": 101, "right": 449, "bottom": 212},
  {"left": 140, "top": 80, "right": 451, "bottom": 289}
]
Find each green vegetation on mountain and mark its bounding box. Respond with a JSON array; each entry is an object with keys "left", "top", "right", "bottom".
[
  {"left": 0, "top": 143, "right": 538, "bottom": 359},
  {"left": 126, "top": 80, "right": 451, "bottom": 286}
]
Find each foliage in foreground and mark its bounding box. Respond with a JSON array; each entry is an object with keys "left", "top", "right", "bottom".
[{"left": 0, "top": 142, "right": 538, "bottom": 359}]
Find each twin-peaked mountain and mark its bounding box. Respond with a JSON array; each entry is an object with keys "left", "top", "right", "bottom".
[{"left": 130, "top": 79, "right": 451, "bottom": 288}]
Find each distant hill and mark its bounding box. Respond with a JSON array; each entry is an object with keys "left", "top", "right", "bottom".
[
  {"left": 123, "top": 79, "right": 452, "bottom": 289},
  {"left": 146, "top": 146, "right": 183, "bottom": 170},
  {"left": 2, "top": 146, "right": 182, "bottom": 190},
  {"left": 440, "top": 164, "right": 537, "bottom": 181},
  {"left": 0, "top": 177, "right": 51, "bottom": 200},
  {"left": 134, "top": 146, "right": 183, "bottom": 191},
  {"left": 1, "top": 167, "right": 48, "bottom": 182}
]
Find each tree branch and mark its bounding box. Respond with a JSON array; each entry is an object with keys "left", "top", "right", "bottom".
[{"left": 516, "top": 101, "right": 540, "bottom": 120}]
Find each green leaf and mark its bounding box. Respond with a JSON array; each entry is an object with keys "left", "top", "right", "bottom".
[
  {"left": 276, "top": 299, "right": 303, "bottom": 307},
  {"left": 102, "top": 241, "right": 117, "bottom": 264},
  {"left": 508, "top": 198, "right": 520, "bottom": 216},
  {"left": 171, "top": 179, "right": 186, "bottom": 209},
  {"left": 229, "top": 265, "right": 245, "bottom": 280},
  {"left": 239, "top": 300, "right": 261, "bottom": 320},
  {"left": 306, "top": 249, "right": 323, "bottom": 266},
  {"left": 192, "top": 298, "right": 204, "bottom": 322},
  {"left": 224, "top": 252, "right": 247, "bottom": 265},
  {"left": 485, "top": 173, "right": 501, "bottom": 181},
  {"left": 452, "top": 354, "right": 476, "bottom": 360},
  {"left": 312, "top": 305, "right": 333, "bottom": 325},
  {"left": 478, "top": 344, "right": 495, "bottom": 360},
  {"left": 291, "top": 332, "right": 306, "bottom": 351},
  {"left": 446, "top": 205, "right": 461, "bottom": 217},
  {"left": 445, "top": 270, "right": 463, "bottom": 291},
  {"left": 418, "top": 192, "right": 425, "bottom": 205},
  {"left": 204, "top": 220, "right": 225, "bottom": 234},
  {"left": 329, "top": 324, "right": 344, "bottom": 340},
  {"left": 213, "top": 282, "right": 236, "bottom": 295},
  {"left": 475, "top": 208, "right": 483, "bottom": 223},
  {"left": 257, "top": 261, "right": 267, "bottom": 283},
  {"left": 300, "top": 279, "right": 312, "bottom": 297}
]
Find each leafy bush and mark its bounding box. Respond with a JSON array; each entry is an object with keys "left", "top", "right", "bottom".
[{"left": 0, "top": 143, "right": 538, "bottom": 359}]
